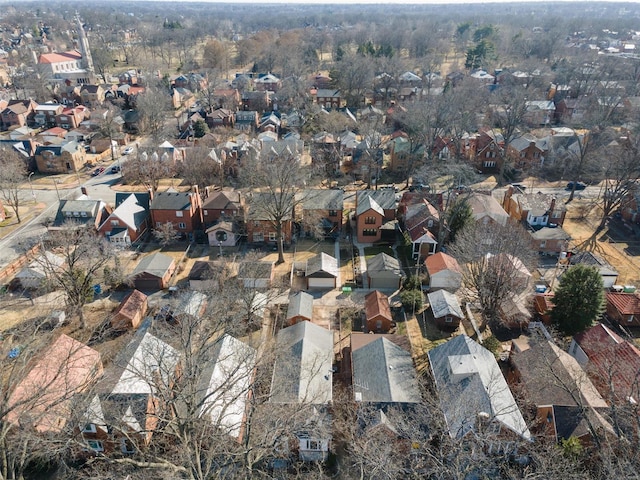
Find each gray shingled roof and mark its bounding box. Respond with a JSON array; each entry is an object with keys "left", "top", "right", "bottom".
[
  {"left": 352, "top": 336, "right": 421, "bottom": 403},
  {"left": 270, "top": 321, "right": 333, "bottom": 404},
  {"left": 133, "top": 253, "right": 175, "bottom": 277},
  {"left": 286, "top": 291, "right": 314, "bottom": 321},
  {"left": 302, "top": 189, "right": 344, "bottom": 211},
  {"left": 427, "top": 290, "right": 463, "bottom": 319},
  {"left": 150, "top": 192, "right": 194, "bottom": 211},
  {"left": 531, "top": 227, "right": 570, "bottom": 240},
  {"left": 367, "top": 253, "right": 403, "bottom": 276},
  {"left": 428, "top": 335, "right": 531, "bottom": 440},
  {"left": 306, "top": 252, "right": 339, "bottom": 278},
  {"left": 356, "top": 195, "right": 384, "bottom": 216},
  {"left": 357, "top": 190, "right": 396, "bottom": 210}
]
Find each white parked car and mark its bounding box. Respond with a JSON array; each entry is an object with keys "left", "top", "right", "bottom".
[{"left": 123, "top": 146, "right": 134, "bottom": 155}]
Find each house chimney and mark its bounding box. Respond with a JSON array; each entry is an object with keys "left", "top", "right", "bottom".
[
  {"left": 550, "top": 196, "right": 556, "bottom": 214},
  {"left": 204, "top": 186, "right": 210, "bottom": 199},
  {"left": 503, "top": 186, "right": 514, "bottom": 209},
  {"left": 147, "top": 187, "right": 154, "bottom": 202}
]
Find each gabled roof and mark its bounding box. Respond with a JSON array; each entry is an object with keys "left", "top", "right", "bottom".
[
  {"left": 133, "top": 252, "right": 175, "bottom": 278},
  {"left": 202, "top": 190, "right": 241, "bottom": 210},
  {"left": 364, "top": 290, "right": 392, "bottom": 323},
  {"left": 428, "top": 335, "right": 531, "bottom": 440},
  {"left": 150, "top": 191, "right": 195, "bottom": 211},
  {"left": 367, "top": 253, "right": 403, "bottom": 276},
  {"left": 515, "top": 192, "right": 566, "bottom": 217},
  {"left": 352, "top": 335, "right": 421, "bottom": 403},
  {"left": 270, "top": 321, "right": 333, "bottom": 404},
  {"left": 570, "top": 251, "right": 618, "bottom": 276},
  {"left": 357, "top": 190, "right": 396, "bottom": 211},
  {"left": 467, "top": 193, "right": 509, "bottom": 225},
  {"left": 247, "top": 192, "right": 293, "bottom": 221},
  {"left": 238, "top": 261, "right": 273, "bottom": 280},
  {"left": 199, "top": 334, "right": 257, "bottom": 439},
  {"left": 428, "top": 289, "right": 463, "bottom": 319},
  {"left": 404, "top": 201, "right": 439, "bottom": 233},
  {"left": 356, "top": 195, "right": 384, "bottom": 216},
  {"left": 16, "top": 251, "right": 64, "bottom": 280},
  {"left": 115, "top": 289, "right": 147, "bottom": 320},
  {"left": 302, "top": 189, "right": 343, "bottom": 211},
  {"left": 306, "top": 252, "right": 339, "bottom": 278},
  {"left": 425, "top": 252, "right": 461, "bottom": 276},
  {"left": 287, "top": 291, "right": 314, "bottom": 321},
  {"left": 531, "top": 227, "right": 571, "bottom": 240},
  {"left": 38, "top": 50, "right": 82, "bottom": 64},
  {"left": 8, "top": 334, "right": 101, "bottom": 433},
  {"left": 606, "top": 292, "right": 640, "bottom": 315},
  {"left": 101, "top": 193, "right": 148, "bottom": 231}
]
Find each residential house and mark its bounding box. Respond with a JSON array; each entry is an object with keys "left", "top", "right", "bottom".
[
  {"left": 37, "top": 127, "right": 68, "bottom": 144},
  {"left": 56, "top": 106, "right": 89, "bottom": 130},
  {"left": 237, "top": 261, "right": 275, "bottom": 289},
  {"left": 15, "top": 251, "right": 64, "bottom": 290},
  {"left": 568, "top": 252, "right": 618, "bottom": 288},
  {"left": 555, "top": 97, "right": 588, "bottom": 124},
  {"left": 50, "top": 196, "right": 111, "bottom": 231},
  {"left": 286, "top": 291, "right": 314, "bottom": 325},
  {"left": 245, "top": 192, "right": 293, "bottom": 246},
  {"left": 507, "top": 135, "right": 547, "bottom": 169},
  {"left": 255, "top": 73, "right": 281, "bottom": 92},
  {"left": 131, "top": 252, "right": 176, "bottom": 291},
  {"left": 173, "top": 291, "right": 208, "bottom": 322},
  {"left": 473, "top": 129, "right": 504, "bottom": 173},
  {"left": 402, "top": 199, "right": 439, "bottom": 259},
  {"left": 509, "top": 339, "right": 612, "bottom": 444},
  {"left": 79, "top": 85, "right": 105, "bottom": 107},
  {"left": 1, "top": 99, "right": 37, "bottom": 130},
  {"left": 241, "top": 91, "right": 271, "bottom": 111},
  {"left": 270, "top": 321, "right": 333, "bottom": 461},
  {"left": 428, "top": 335, "right": 531, "bottom": 447},
  {"left": 171, "top": 87, "right": 196, "bottom": 110},
  {"left": 351, "top": 333, "right": 421, "bottom": 404},
  {"left": 305, "top": 252, "right": 339, "bottom": 289},
  {"left": 502, "top": 188, "right": 566, "bottom": 228},
  {"left": 311, "top": 89, "right": 345, "bottom": 109},
  {"left": 364, "top": 290, "right": 394, "bottom": 333},
  {"left": 202, "top": 189, "right": 243, "bottom": 224},
  {"left": 150, "top": 188, "right": 203, "bottom": 237},
  {"left": 34, "top": 103, "right": 65, "bottom": 128},
  {"left": 8, "top": 334, "right": 103, "bottom": 433},
  {"left": 301, "top": 189, "right": 343, "bottom": 239},
  {"left": 205, "top": 221, "right": 237, "bottom": 247},
  {"left": 367, "top": 253, "right": 405, "bottom": 290},
  {"left": 425, "top": 252, "right": 462, "bottom": 291},
  {"left": 112, "top": 289, "right": 148, "bottom": 330},
  {"left": 467, "top": 193, "right": 509, "bottom": 226},
  {"left": 81, "top": 321, "right": 180, "bottom": 454},
  {"left": 198, "top": 334, "right": 257, "bottom": 442},
  {"left": 470, "top": 69, "right": 495, "bottom": 84},
  {"left": 523, "top": 101, "right": 555, "bottom": 126},
  {"left": 355, "top": 190, "right": 397, "bottom": 243},
  {"left": 427, "top": 289, "right": 463, "bottom": 329},
  {"left": 98, "top": 193, "right": 150, "bottom": 245},
  {"left": 484, "top": 253, "right": 532, "bottom": 327},
  {"left": 388, "top": 134, "right": 424, "bottom": 174},
  {"left": 605, "top": 292, "right": 640, "bottom": 327},
  {"left": 206, "top": 108, "right": 235, "bottom": 129},
  {"left": 530, "top": 227, "right": 571, "bottom": 255},
  {"left": 35, "top": 141, "right": 87, "bottom": 174},
  {"left": 234, "top": 110, "right": 259, "bottom": 132},
  {"left": 569, "top": 323, "right": 640, "bottom": 406}
]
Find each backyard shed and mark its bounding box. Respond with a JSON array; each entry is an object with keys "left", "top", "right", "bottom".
[
  {"left": 364, "top": 290, "right": 394, "bottom": 333},
  {"left": 286, "top": 291, "right": 314, "bottom": 325},
  {"left": 427, "top": 289, "right": 463, "bottom": 329},
  {"left": 112, "top": 289, "right": 148, "bottom": 330},
  {"left": 131, "top": 252, "right": 176, "bottom": 291},
  {"left": 305, "top": 252, "right": 339, "bottom": 289}
]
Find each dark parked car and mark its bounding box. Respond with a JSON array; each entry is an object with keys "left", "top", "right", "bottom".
[
  {"left": 110, "top": 165, "right": 121, "bottom": 173},
  {"left": 92, "top": 167, "right": 105, "bottom": 176},
  {"left": 566, "top": 181, "right": 587, "bottom": 190}
]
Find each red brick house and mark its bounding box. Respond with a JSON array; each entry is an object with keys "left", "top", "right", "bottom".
[
  {"left": 98, "top": 193, "right": 150, "bottom": 245},
  {"left": 605, "top": 292, "right": 640, "bottom": 327},
  {"left": 473, "top": 129, "right": 504, "bottom": 173},
  {"left": 502, "top": 188, "right": 566, "bottom": 228},
  {"left": 202, "top": 189, "right": 242, "bottom": 224},
  {"left": 1, "top": 99, "right": 37, "bottom": 130},
  {"left": 56, "top": 105, "right": 89, "bottom": 130},
  {"left": 507, "top": 135, "right": 547, "bottom": 169},
  {"left": 364, "top": 290, "right": 394, "bottom": 333},
  {"left": 355, "top": 190, "right": 397, "bottom": 243},
  {"left": 206, "top": 108, "right": 235, "bottom": 129},
  {"left": 245, "top": 192, "right": 293, "bottom": 245},
  {"left": 150, "top": 188, "right": 203, "bottom": 237},
  {"left": 131, "top": 253, "right": 176, "bottom": 291},
  {"left": 311, "top": 89, "right": 346, "bottom": 109}
]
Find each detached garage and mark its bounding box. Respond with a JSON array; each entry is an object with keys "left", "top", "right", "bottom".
[
  {"left": 131, "top": 252, "right": 176, "bottom": 291},
  {"left": 367, "top": 253, "right": 405, "bottom": 290},
  {"left": 305, "top": 252, "right": 339, "bottom": 289}
]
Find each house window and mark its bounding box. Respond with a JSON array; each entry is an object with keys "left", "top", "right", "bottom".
[
  {"left": 215, "top": 231, "right": 227, "bottom": 242},
  {"left": 328, "top": 210, "right": 337, "bottom": 217},
  {"left": 483, "top": 161, "right": 496, "bottom": 168},
  {"left": 365, "top": 216, "right": 376, "bottom": 224},
  {"left": 269, "top": 232, "right": 277, "bottom": 242},
  {"left": 111, "top": 220, "right": 119, "bottom": 226},
  {"left": 540, "top": 241, "right": 546, "bottom": 249},
  {"left": 87, "top": 440, "right": 103, "bottom": 452},
  {"left": 253, "top": 232, "right": 264, "bottom": 242},
  {"left": 363, "top": 228, "right": 377, "bottom": 237},
  {"left": 121, "top": 438, "right": 135, "bottom": 454},
  {"left": 204, "top": 210, "right": 208, "bottom": 216},
  {"left": 520, "top": 151, "right": 526, "bottom": 158},
  {"left": 302, "top": 439, "right": 321, "bottom": 450},
  {"left": 175, "top": 211, "right": 184, "bottom": 217},
  {"left": 82, "top": 423, "right": 97, "bottom": 433},
  {"left": 427, "top": 219, "right": 434, "bottom": 228},
  {"left": 629, "top": 315, "right": 634, "bottom": 323},
  {"left": 178, "top": 222, "right": 186, "bottom": 229},
  {"left": 445, "top": 316, "right": 453, "bottom": 323},
  {"left": 80, "top": 211, "right": 87, "bottom": 217},
  {"left": 552, "top": 211, "right": 562, "bottom": 218}
]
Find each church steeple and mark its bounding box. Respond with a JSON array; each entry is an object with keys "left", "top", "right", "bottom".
[{"left": 75, "top": 13, "right": 94, "bottom": 78}]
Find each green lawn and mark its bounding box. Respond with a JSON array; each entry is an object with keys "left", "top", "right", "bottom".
[{"left": 363, "top": 245, "right": 395, "bottom": 260}]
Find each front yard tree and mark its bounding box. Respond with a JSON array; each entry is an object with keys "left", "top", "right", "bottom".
[
  {"left": 551, "top": 264, "right": 605, "bottom": 335},
  {"left": 449, "top": 220, "right": 536, "bottom": 328},
  {"left": 39, "top": 224, "right": 115, "bottom": 329},
  {"left": 136, "top": 82, "right": 172, "bottom": 142},
  {"left": 123, "top": 150, "right": 175, "bottom": 192},
  {"left": 241, "top": 154, "right": 308, "bottom": 265},
  {"left": 154, "top": 221, "right": 180, "bottom": 247},
  {"left": 0, "top": 148, "right": 28, "bottom": 223}
]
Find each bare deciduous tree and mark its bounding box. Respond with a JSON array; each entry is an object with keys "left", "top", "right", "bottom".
[{"left": 0, "top": 148, "right": 28, "bottom": 224}]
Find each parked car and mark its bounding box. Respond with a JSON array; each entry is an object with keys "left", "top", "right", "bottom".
[
  {"left": 110, "top": 165, "right": 121, "bottom": 173},
  {"left": 123, "top": 146, "right": 134, "bottom": 155},
  {"left": 91, "top": 167, "right": 105, "bottom": 176},
  {"left": 566, "top": 181, "right": 587, "bottom": 190}
]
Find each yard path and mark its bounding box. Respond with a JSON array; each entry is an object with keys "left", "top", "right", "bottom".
[{"left": 405, "top": 314, "right": 429, "bottom": 373}]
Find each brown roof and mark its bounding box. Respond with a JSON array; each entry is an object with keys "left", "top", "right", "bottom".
[
  {"left": 533, "top": 293, "right": 554, "bottom": 314},
  {"left": 425, "top": 252, "right": 461, "bottom": 275},
  {"left": 606, "top": 292, "right": 640, "bottom": 315},
  {"left": 364, "top": 290, "right": 392, "bottom": 323},
  {"left": 116, "top": 289, "right": 148, "bottom": 321},
  {"left": 7, "top": 334, "right": 102, "bottom": 433},
  {"left": 202, "top": 190, "right": 241, "bottom": 210},
  {"left": 350, "top": 332, "right": 411, "bottom": 353},
  {"left": 38, "top": 50, "right": 82, "bottom": 64}
]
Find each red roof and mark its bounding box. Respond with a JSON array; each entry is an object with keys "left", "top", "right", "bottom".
[
  {"left": 574, "top": 324, "right": 640, "bottom": 401},
  {"left": 364, "top": 290, "right": 392, "bottom": 322},
  {"left": 606, "top": 292, "right": 640, "bottom": 315},
  {"left": 38, "top": 50, "right": 82, "bottom": 64},
  {"left": 425, "top": 252, "right": 461, "bottom": 275},
  {"left": 41, "top": 127, "right": 67, "bottom": 136}
]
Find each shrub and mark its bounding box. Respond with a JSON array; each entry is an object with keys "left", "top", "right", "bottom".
[
  {"left": 403, "top": 275, "right": 422, "bottom": 291},
  {"left": 400, "top": 289, "right": 423, "bottom": 313}
]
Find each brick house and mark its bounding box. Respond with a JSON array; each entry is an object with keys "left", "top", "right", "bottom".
[
  {"left": 300, "top": 189, "right": 343, "bottom": 238},
  {"left": 507, "top": 135, "right": 547, "bottom": 169},
  {"left": 35, "top": 141, "right": 87, "bottom": 174},
  {"left": 34, "top": 103, "right": 65, "bottom": 128},
  {"left": 55, "top": 106, "right": 89, "bottom": 130},
  {"left": 245, "top": 192, "right": 293, "bottom": 245},
  {"left": 206, "top": 108, "right": 235, "bottom": 129},
  {"left": 202, "top": 189, "right": 243, "bottom": 225},
  {"left": 355, "top": 190, "right": 397, "bottom": 243},
  {"left": 1, "top": 99, "right": 37, "bottom": 130},
  {"left": 98, "top": 192, "right": 151, "bottom": 245},
  {"left": 472, "top": 129, "right": 504, "bottom": 173},
  {"left": 150, "top": 188, "right": 203, "bottom": 237},
  {"left": 605, "top": 292, "right": 640, "bottom": 327},
  {"left": 530, "top": 227, "right": 571, "bottom": 254},
  {"left": 502, "top": 188, "right": 566, "bottom": 228},
  {"left": 79, "top": 85, "right": 105, "bottom": 107},
  {"left": 311, "top": 89, "right": 346, "bottom": 109},
  {"left": 364, "top": 290, "right": 394, "bottom": 333}
]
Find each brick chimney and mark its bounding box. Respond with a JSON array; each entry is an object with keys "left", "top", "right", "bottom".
[
  {"left": 503, "top": 185, "right": 514, "bottom": 209},
  {"left": 550, "top": 196, "right": 556, "bottom": 215}
]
